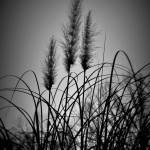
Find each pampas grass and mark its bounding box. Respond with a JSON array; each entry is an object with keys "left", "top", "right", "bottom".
[
  {"left": 0, "top": 0, "right": 150, "bottom": 149},
  {"left": 0, "top": 53, "right": 150, "bottom": 150}
]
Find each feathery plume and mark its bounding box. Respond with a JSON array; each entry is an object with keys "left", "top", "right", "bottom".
[
  {"left": 61, "top": 0, "right": 82, "bottom": 72},
  {"left": 43, "top": 36, "right": 57, "bottom": 90},
  {"left": 80, "top": 11, "right": 97, "bottom": 71}
]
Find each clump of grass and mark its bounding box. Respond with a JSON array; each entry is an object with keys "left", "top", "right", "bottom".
[
  {"left": 0, "top": 0, "right": 150, "bottom": 149},
  {"left": 0, "top": 54, "right": 150, "bottom": 150}
]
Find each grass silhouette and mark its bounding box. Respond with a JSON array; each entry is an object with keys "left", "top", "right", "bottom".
[
  {"left": 0, "top": 53, "right": 150, "bottom": 150},
  {"left": 0, "top": 0, "right": 150, "bottom": 149}
]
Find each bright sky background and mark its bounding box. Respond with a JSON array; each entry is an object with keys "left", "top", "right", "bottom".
[{"left": 0, "top": 0, "right": 150, "bottom": 128}]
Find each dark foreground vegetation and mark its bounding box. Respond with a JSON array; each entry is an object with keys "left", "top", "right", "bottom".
[{"left": 0, "top": 0, "right": 150, "bottom": 149}]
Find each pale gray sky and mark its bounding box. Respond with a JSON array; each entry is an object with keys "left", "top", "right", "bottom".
[
  {"left": 0, "top": 0, "right": 150, "bottom": 128},
  {"left": 1, "top": 0, "right": 150, "bottom": 76}
]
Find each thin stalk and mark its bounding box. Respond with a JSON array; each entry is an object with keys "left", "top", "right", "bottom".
[
  {"left": 81, "top": 70, "right": 86, "bottom": 150},
  {"left": 45, "top": 86, "right": 51, "bottom": 150},
  {"left": 62, "top": 69, "right": 70, "bottom": 149}
]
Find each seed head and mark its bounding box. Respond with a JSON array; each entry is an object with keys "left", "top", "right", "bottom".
[
  {"left": 61, "top": 0, "right": 82, "bottom": 72},
  {"left": 43, "top": 36, "right": 57, "bottom": 90},
  {"left": 80, "top": 11, "right": 97, "bottom": 71}
]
